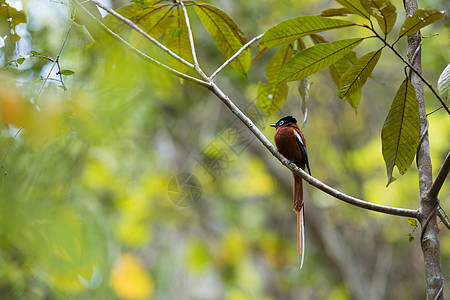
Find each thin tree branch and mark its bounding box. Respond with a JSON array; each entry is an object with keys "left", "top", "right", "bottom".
[
  {"left": 80, "top": 0, "right": 419, "bottom": 219},
  {"left": 1, "top": 20, "right": 73, "bottom": 176},
  {"left": 437, "top": 205, "right": 450, "bottom": 230},
  {"left": 36, "top": 20, "right": 73, "bottom": 104},
  {"left": 88, "top": 0, "right": 196, "bottom": 70},
  {"left": 429, "top": 151, "right": 450, "bottom": 199},
  {"left": 179, "top": 0, "right": 208, "bottom": 80},
  {"left": 207, "top": 83, "right": 419, "bottom": 219},
  {"left": 74, "top": 1, "right": 210, "bottom": 87},
  {"left": 208, "top": 33, "right": 264, "bottom": 80}
]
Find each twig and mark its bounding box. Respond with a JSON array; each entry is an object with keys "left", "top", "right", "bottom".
[
  {"left": 1, "top": 20, "right": 73, "bottom": 177},
  {"left": 1, "top": 128, "right": 22, "bottom": 170},
  {"left": 74, "top": 0, "right": 210, "bottom": 87},
  {"left": 36, "top": 20, "right": 73, "bottom": 104},
  {"left": 88, "top": 0, "right": 195, "bottom": 70},
  {"left": 208, "top": 82, "right": 418, "bottom": 218},
  {"left": 208, "top": 33, "right": 264, "bottom": 81},
  {"left": 428, "top": 151, "right": 450, "bottom": 199},
  {"left": 179, "top": 0, "right": 208, "bottom": 80},
  {"left": 437, "top": 205, "right": 450, "bottom": 230},
  {"left": 362, "top": 24, "right": 450, "bottom": 115},
  {"left": 80, "top": 0, "right": 419, "bottom": 219}
]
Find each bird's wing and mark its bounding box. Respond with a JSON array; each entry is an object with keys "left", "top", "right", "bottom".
[{"left": 294, "top": 130, "right": 311, "bottom": 175}]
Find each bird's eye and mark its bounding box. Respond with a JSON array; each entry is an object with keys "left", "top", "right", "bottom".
[{"left": 279, "top": 120, "right": 284, "bottom": 125}]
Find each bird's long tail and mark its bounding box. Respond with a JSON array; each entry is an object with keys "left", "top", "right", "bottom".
[{"left": 293, "top": 173, "right": 305, "bottom": 269}]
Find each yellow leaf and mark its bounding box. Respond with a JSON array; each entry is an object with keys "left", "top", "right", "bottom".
[{"left": 110, "top": 254, "right": 154, "bottom": 300}]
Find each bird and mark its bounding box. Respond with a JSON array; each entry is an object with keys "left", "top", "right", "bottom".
[{"left": 270, "top": 116, "right": 311, "bottom": 269}]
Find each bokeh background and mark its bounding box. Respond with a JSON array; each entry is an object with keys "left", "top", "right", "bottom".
[{"left": 0, "top": 0, "right": 449, "bottom": 299}]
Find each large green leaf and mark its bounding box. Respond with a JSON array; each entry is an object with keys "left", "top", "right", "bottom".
[
  {"left": 334, "top": 0, "right": 370, "bottom": 19},
  {"left": 74, "top": 1, "right": 104, "bottom": 41},
  {"left": 310, "top": 34, "right": 353, "bottom": 87},
  {"left": 260, "top": 16, "right": 355, "bottom": 48},
  {"left": 338, "top": 49, "right": 382, "bottom": 99},
  {"left": 277, "top": 38, "right": 364, "bottom": 84},
  {"left": 398, "top": 9, "right": 445, "bottom": 38},
  {"left": 437, "top": 64, "right": 450, "bottom": 103},
  {"left": 381, "top": 78, "right": 420, "bottom": 186},
  {"left": 347, "top": 89, "right": 361, "bottom": 111},
  {"left": 257, "top": 82, "right": 288, "bottom": 117},
  {"left": 113, "top": 5, "right": 172, "bottom": 48},
  {"left": 0, "top": 1, "right": 26, "bottom": 47},
  {"left": 330, "top": 58, "right": 352, "bottom": 86},
  {"left": 265, "top": 44, "right": 293, "bottom": 84},
  {"left": 298, "top": 77, "right": 310, "bottom": 127},
  {"left": 320, "top": 8, "right": 353, "bottom": 17},
  {"left": 310, "top": 33, "right": 359, "bottom": 111},
  {"left": 103, "top": 4, "right": 170, "bottom": 36},
  {"left": 163, "top": 6, "right": 194, "bottom": 73},
  {"left": 194, "top": 3, "right": 250, "bottom": 75},
  {"left": 360, "top": 0, "right": 397, "bottom": 34}
]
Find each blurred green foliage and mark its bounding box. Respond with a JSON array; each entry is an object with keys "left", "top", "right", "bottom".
[{"left": 0, "top": 0, "right": 449, "bottom": 299}]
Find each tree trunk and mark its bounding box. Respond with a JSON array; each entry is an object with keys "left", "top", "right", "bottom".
[{"left": 404, "top": 0, "right": 444, "bottom": 298}]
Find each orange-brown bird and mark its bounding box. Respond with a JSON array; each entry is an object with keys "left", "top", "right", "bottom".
[{"left": 271, "top": 116, "right": 311, "bottom": 269}]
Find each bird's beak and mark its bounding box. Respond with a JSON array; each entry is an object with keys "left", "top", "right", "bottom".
[{"left": 270, "top": 124, "right": 277, "bottom": 128}]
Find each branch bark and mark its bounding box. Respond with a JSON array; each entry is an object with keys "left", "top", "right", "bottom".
[
  {"left": 207, "top": 84, "right": 419, "bottom": 219},
  {"left": 429, "top": 151, "right": 450, "bottom": 200},
  {"left": 404, "top": 0, "right": 444, "bottom": 298}
]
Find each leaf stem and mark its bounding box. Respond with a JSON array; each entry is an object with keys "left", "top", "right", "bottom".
[
  {"left": 208, "top": 82, "right": 418, "bottom": 218},
  {"left": 363, "top": 24, "right": 450, "bottom": 115},
  {"left": 88, "top": 0, "right": 196, "bottom": 70},
  {"left": 74, "top": 0, "right": 209, "bottom": 87},
  {"left": 208, "top": 33, "right": 264, "bottom": 81},
  {"left": 179, "top": 0, "right": 208, "bottom": 80}
]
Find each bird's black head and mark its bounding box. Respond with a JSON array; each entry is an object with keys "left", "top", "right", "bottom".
[{"left": 270, "top": 116, "right": 297, "bottom": 128}]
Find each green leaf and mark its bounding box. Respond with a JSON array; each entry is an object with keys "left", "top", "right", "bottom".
[
  {"left": 437, "top": 64, "right": 450, "bottom": 104},
  {"left": 163, "top": 6, "right": 193, "bottom": 73},
  {"left": 347, "top": 89, "right": 361, "bottom": 111},
  {"left": 334, "top": 0, "right": 370, "bottom": 19},
  {"left": 0, "top": 2, "right": 27, "bottom": 52},
  {"left": 59, "top": 69, "right": 75, "bottom": 75},
  {"left": 296, "top": 38, "right": 306, "bottom": 51},
  {"left": 360, "top": 0, "right": 397, "bottom": 34},
  {"left": 298, "top": 77, "right": 310, "bottom": 127},
  {"left": 399, "top": 9, "right": 445, "bottom": 38},
  {"left": 260, "top": 16, "right": 356, "bottom": 48},
  {"left": 35, "top": 76, "right": 44, "bottom": 83},
  {"left": 406, "top": 233, "right": 415, "bottom": 243},
  {"left": 381, "top": 78, "right": 420, "bottom": 186},
  {"left": 330, "top": 57, "right": 352, "bottom": 87},
  {"left": 277, "top": 38, "right": 364, "bottom": 84},
  {"left": 309, "top": 34, "right": 358, "bottom": 88},
  {"left": 257, "top": 82, "right": 288, "bottom": 117},
  {"left": 265, "top": 44, "right": 293, "bottom": 84},
  {"left": 100, "top": 4, "right": 171, "bottom": 45},
  {"left": 407, "top": 218, "right": 418, "bottom": 226},
  {"left": 194, "top": 3, "right": 250, "bottom": 75},
  {"left": 17, "top": 57, "right": 26, "bottom": 64},
  {"left": 30, "top": 50, "right": 40, "bottom": 55},
  {"left": 0, "top": 3, "right": 27, "bottom": 26},
  {"left": 74, "top": 1, "right": 105, "bottom": 41},
  {"left": 320, "top": 8, "right": 353, "bottom": 17},
  {"left": 171, "top": 27, "right": 183, "bottom": 38},
  {"left": 338, "top": 49, "right": 382, "bottom": 99}
]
